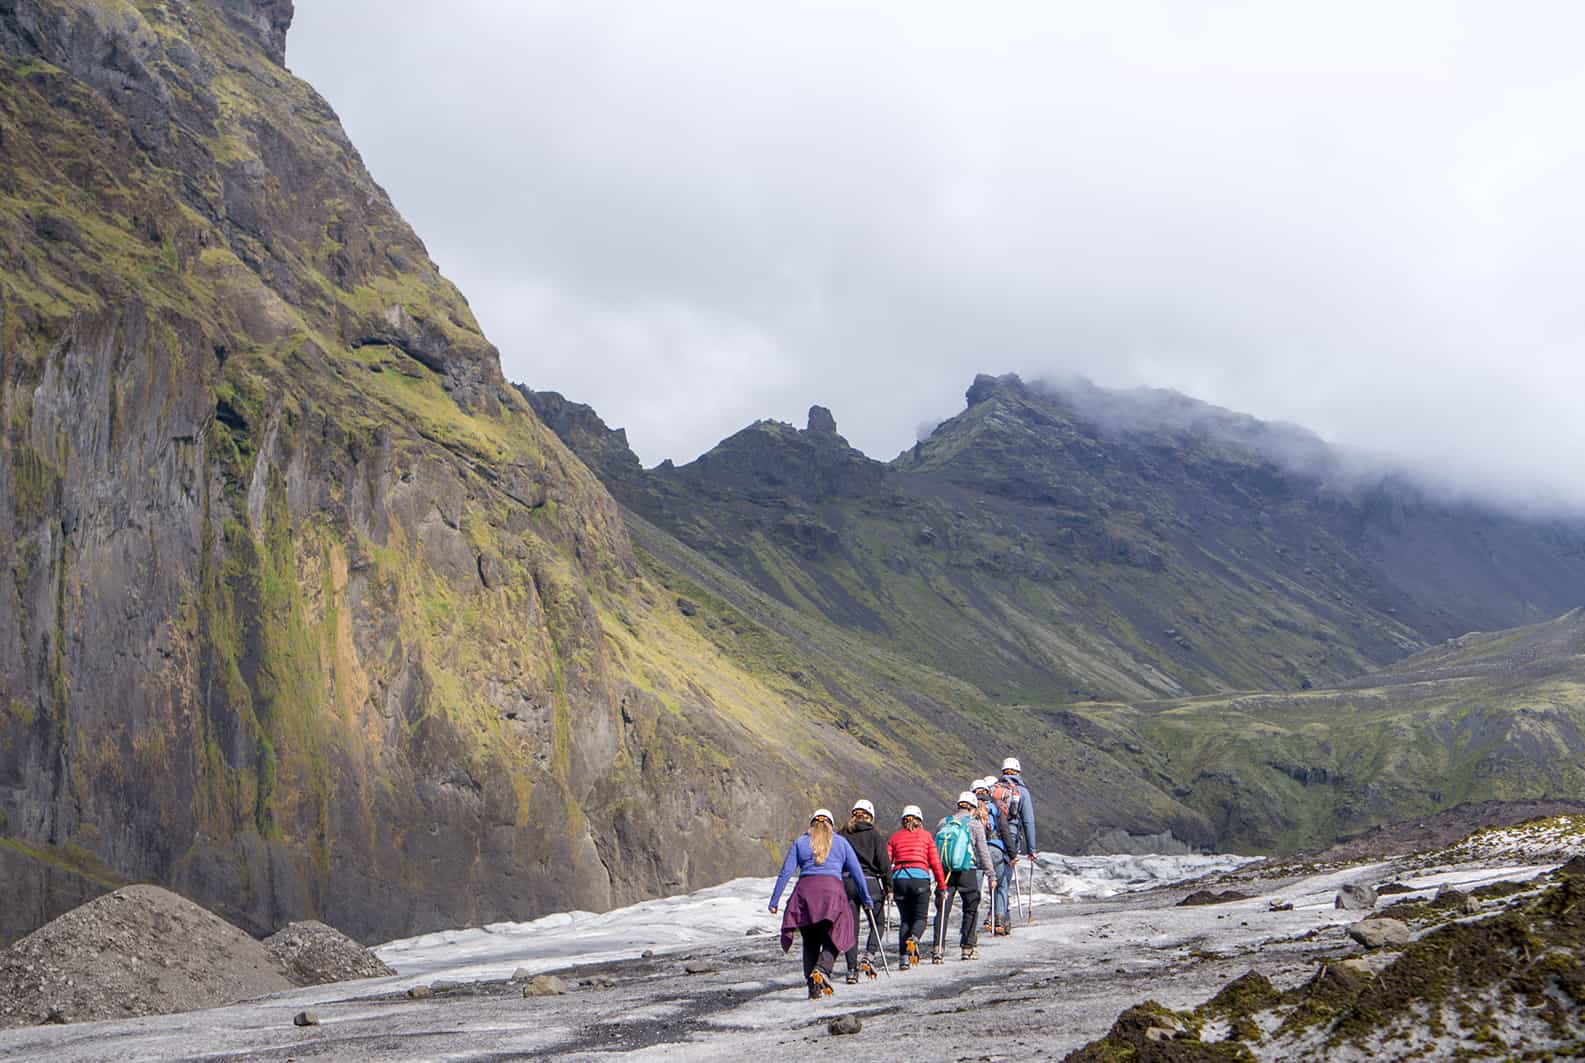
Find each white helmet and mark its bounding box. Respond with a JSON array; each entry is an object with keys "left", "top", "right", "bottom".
[
  {"left": 1002, "top": 757, "right": 1022, "bottom": 774},
  {"left": 957, "top": 791, "right": 978, "bottom": 807},
  {"left": 811, "top": 808, "right": 834, "bottom": 824},
  {"left": 901, "top": 804, "right": 924, "bottom": 822},
  {"left": 851, "top": 799, "right": 875, "bottom": 817},
  {"left": 974, "top": 777, "right": 993, "bottom": 792}
]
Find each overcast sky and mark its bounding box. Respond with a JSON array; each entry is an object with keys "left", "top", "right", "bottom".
[{"left": 290, "top": 2, "right": 1585, "bottom": 510}]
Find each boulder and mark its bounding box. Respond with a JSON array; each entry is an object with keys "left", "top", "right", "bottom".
[
  {"left": 1431, "top": 885, "right": 1480, "bottom": 914},
  {"left": 1335, "top": 883, "right": 1378, "bottom": 910},
  {"left": 293, "top": 1011, "right": 320, "bottom": 1027},
  {"left": 1337, "top": 952, "right": 1396, "bottom": 978},
  {"left": 828, "top": 1014, "right": 863, "bottom": 1035},
  {"left": 1348, "top": 918, "right": 1411, "bottom": 949},
  {"left": 522, "top": 975, "right": 566, "bottom": 998},
  {"left": 684, "top": 962, "right": 718, "bottom": 975}
]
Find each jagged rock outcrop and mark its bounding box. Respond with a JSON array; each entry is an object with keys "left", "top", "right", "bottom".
[{"left": 0, "top": 0, "right": 888, "bottom": 946}]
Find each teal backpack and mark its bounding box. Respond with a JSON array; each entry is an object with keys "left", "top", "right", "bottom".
[{"left": 935, "top": 816, "right": 975, "bottom": 872}]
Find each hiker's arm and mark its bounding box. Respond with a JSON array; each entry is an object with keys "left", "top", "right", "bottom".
[
  {"left": 768, "top": 840, "right": 799, "bottom": 910},
  {"left": 843, "top": 843, "right": 874, "bottom": 908},
  {"left": 927, "top": 837, "right": 946, "bottom": 890},
  {"left": 972, "top": 821, "right": 993, "bottom": 872}
]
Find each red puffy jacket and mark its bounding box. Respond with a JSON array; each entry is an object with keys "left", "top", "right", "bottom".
[{"left": 887, "top": 827, "right": 946, "bottom": 890}]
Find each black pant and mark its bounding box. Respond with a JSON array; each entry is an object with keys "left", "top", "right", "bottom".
[
  {"left": 799, "top": 923, "right": 839, "bottom": 982},
  {"left": 934, "top": 869, "right": 982, "bottom": 949},
  {"left": 843, "top": 874, "right": 885, "bottom": 971},
  {"left": 892, "top": 876, "right": 932, "bottom": 953}
]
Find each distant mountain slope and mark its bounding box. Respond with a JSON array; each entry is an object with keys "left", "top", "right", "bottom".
[
  {"left": 526, "top": 374, "right": 1585, "bottom": 705},
  {"left": 1056, "top": 609, "right": 1585, "bottom": 852}
]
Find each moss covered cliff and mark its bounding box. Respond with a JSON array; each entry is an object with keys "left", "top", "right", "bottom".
[{"left": 0, "top": 0, "right": 941, "bottom": 943}]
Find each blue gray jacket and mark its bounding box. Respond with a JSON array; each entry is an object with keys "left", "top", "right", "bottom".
[
  {"left": 769, "top": 832, "right": 874, "bottom": 909},
  {"left": 1005, "top": 774, "right": 1038, "bottom": 855}
]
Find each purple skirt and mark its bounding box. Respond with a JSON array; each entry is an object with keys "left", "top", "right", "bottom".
[{"left": 780, "top": 875, "right": 856, "bottom": 954}]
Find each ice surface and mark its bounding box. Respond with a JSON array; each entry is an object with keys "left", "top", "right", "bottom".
[{"left": 375, "top": 852, "right": 1257, "bottom": 985}]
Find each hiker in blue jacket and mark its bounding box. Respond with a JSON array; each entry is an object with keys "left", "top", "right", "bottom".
[
  {"left": 769, "top": 809, "right": 876, "bottom": 998},
  {"left": 994, "top": 758, "right": 1039, "bottom": 931},
  {"left": 999, "top": 757, "right": 1039, "bottom": 859},
  {"left": 974, "top": 777, "right": 1016, "bottom": 935}
]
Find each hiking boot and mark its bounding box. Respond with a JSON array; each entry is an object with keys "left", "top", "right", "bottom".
[
  {"left": 845, "top": 971, "right": 860, "bottom": 985},
  {"left": 809, "top": 971, "right": 834, "bottom": 998},
  {"left": 905, "top": 939, "right": 919, "bottom": 968},
  {"left": 962, "top": 945, "right": 980, "bottom": 960},
  {"left": 931, "top": 946, "right": 944, "bottom": 965},
  {"left": 995, "top": 919, "right": 1011, "bottom": 937},
  {"left": 982, "top": 919, "right": 994, "bottom": 934},
  {"left": 860, "top": 956, "right": 878, "bottom": 980}
]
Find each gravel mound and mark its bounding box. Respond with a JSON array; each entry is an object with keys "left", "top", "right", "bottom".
[
  {"left": 0, "top": 884, "right": 292, "bottom": 1029},
  {"left": 264, "top": 921, "right": 394, "bottom": 986}
]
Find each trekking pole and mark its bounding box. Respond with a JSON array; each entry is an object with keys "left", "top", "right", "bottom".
[
  {"left": 1024, "top": 858, "right": 1035, "bottom": 923},
  {"left": 863, "top": 905, "right": 890, "bottom": 976}
]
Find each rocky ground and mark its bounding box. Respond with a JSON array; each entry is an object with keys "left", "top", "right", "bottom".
[
  {"left": 264, "top": 922, "right": 397, "bottom": 987},
  {"left": 0, "top": 886, "right": 392, "bottom": 1030},
  {"left": 0, "top": 820, "right": 1578, "bottom": 1060},
  {"left": 0, "top": 885, "right": 293, "bottom": 1029}
]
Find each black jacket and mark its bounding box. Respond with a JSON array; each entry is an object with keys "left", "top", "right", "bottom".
[{"left": 840, "top": 821, "right": 893, "bottom": 881}]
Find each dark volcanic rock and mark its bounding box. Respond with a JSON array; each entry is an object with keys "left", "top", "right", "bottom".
[
  {"left": 828, "top": 1014, "right": 862, "bottom": 1035},
  {"left": 1177, "top": 890, "right": 1252, "bottom": 907}
]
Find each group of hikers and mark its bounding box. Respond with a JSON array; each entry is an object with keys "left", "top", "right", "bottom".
[{"left": 767, "top": 757, "right": 1040, "bottom": 998}]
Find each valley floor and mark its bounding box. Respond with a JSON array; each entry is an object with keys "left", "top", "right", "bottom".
[{"left": 0, "top": 855, "right": 1559, "bottom": 1061}]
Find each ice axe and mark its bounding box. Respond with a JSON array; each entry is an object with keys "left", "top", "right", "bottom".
[
  {"left": 1024, "top": 857, "right": 1035, "bottom": 923},
  {"left": 862, "top": 904, "right": 890, "bottom": 976}
]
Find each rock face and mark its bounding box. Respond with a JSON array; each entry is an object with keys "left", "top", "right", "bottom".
[
  {"left": 263, "top": 920, "right": 394, "bottom": 986},
  {"left": 0, "top": 884, "right": 293, "bottom": 1029},
  {"left": 0, "top": 0, "right": 884, "bottom": 946}
]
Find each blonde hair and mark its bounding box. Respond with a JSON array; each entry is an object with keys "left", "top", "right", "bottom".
[{"left": 809, "top": 819, "right": 834, "bottom": 864}]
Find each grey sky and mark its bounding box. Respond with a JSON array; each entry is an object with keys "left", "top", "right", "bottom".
[{"left": 290, "top": 2, "right": 1585, "bottom": 510}]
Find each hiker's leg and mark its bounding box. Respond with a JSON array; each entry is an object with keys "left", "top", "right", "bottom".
[
  {"left": 799, "top": 926, "right": 821, "bottom": 981},
  {"left": 842, "top": 876, "right": 861, "bottom": 972},
  {"left": 817, "top": 923, "right": 839, "bottom": 977},
  {"left": 864, "top": 875, "right": 883, "bottom": 952},
  {"left": 958, "top": 872, "right": 982, "bottom": 948},
  {"left": 896, "top": 878, "right": 927, "bottom": 950},
  {"left": 994, "top": 852, "right": 1013, "bottom": 921}
]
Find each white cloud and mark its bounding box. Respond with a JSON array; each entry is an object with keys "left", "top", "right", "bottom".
[{"left": 290, "top": 2, "right": 1585, "bottom": 509}]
